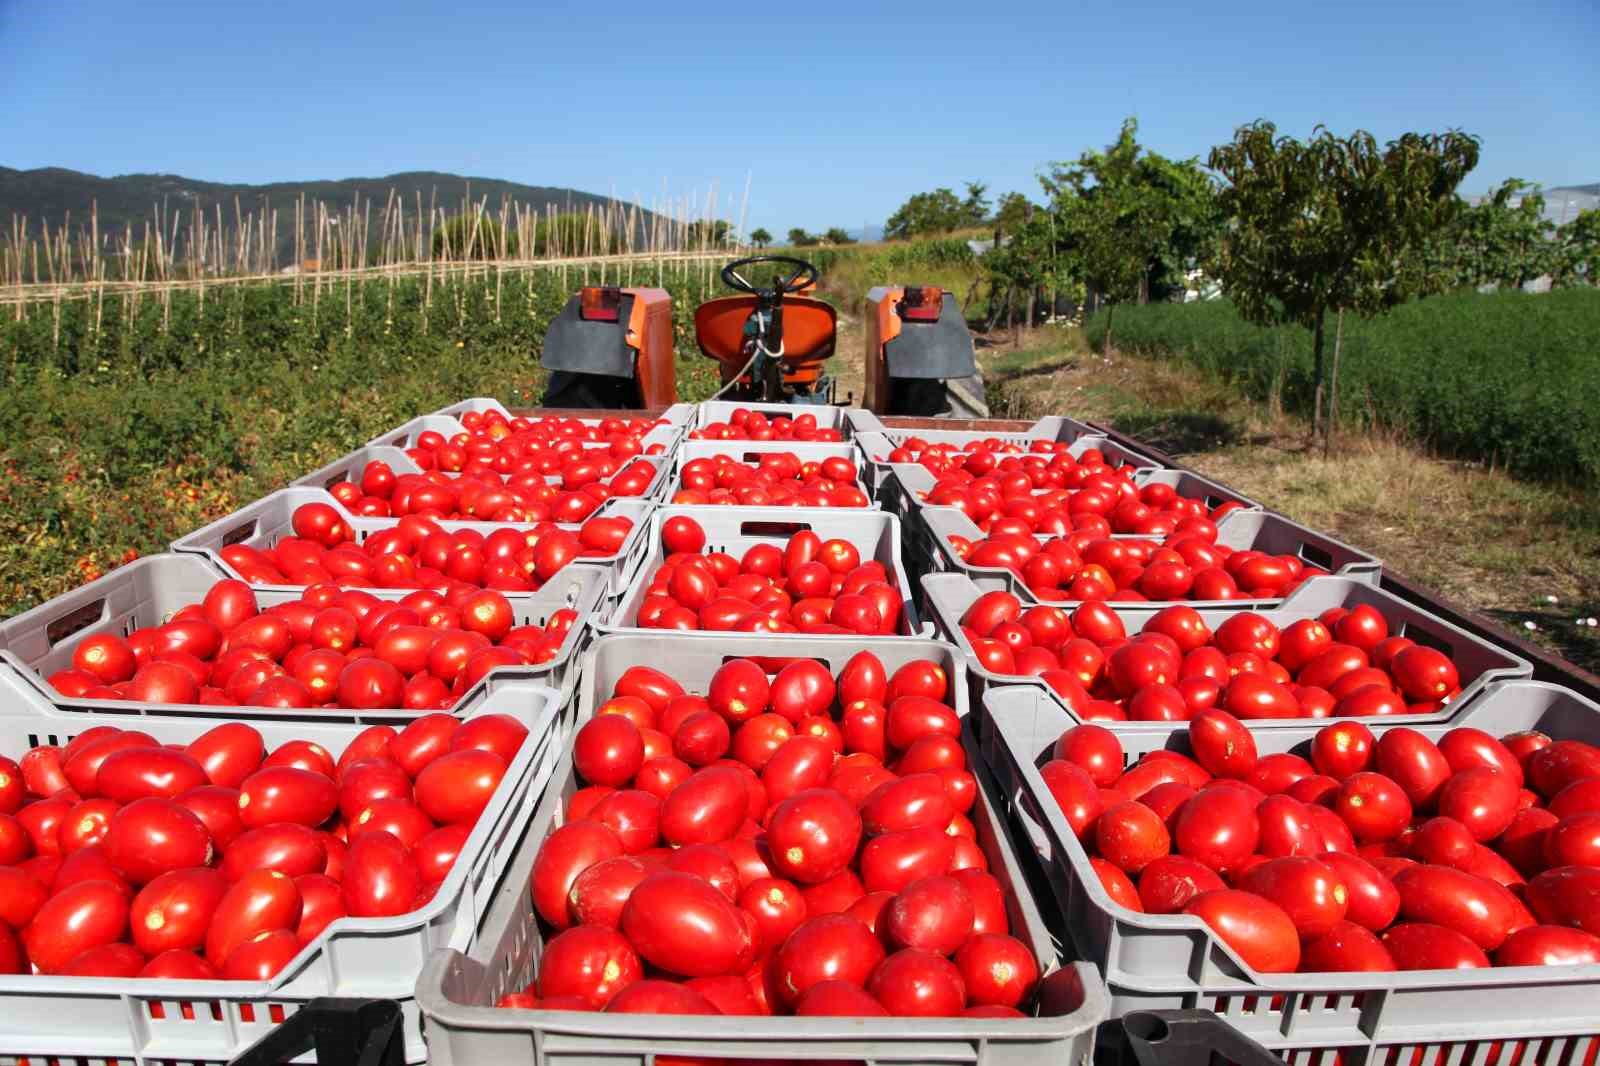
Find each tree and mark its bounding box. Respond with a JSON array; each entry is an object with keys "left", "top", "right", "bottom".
[
  {"left": 823, "top": 227, "right": 856, "bottom": 245},
  {"left": 431, "top": 213, "right": 518, "bottom": 260},
  {"left": 1422, "top": 179, "right": 1556, "bottom": 291},
  {"left": 992, "top": 192, "right": 1035, "bottom": 241},
  {"left": 884, "top": 187, "right": 969, "bottom": 239},
  {"left": 685, "top": 219, "right": 733, "bottom": 248},
  {"left": 1556, "top": 209, "right": 1600, "bottom": 287},
  {"left": 962, "top": 182, "right": 991, "bottom": 227},
  {"left": 1043, "top": 118, "right": 1215, "bottom": 350},
  {"left": 786, "top": 228, "right": 816, "bottom": 247},
  {"left": 1208, "top": 120, "right": 1480, "bottom": 449},
  {"left": 749, "top": 227, "right": 772, "bottom": 249}
]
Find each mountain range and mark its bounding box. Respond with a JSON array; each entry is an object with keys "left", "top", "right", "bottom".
[{"left": 0, "top": 167, "right": 658, "bottom": 261}]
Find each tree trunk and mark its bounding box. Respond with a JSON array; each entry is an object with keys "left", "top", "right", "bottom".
[
  {"left": 1025, "top": 288, "right": 1036, "bottom": 329},
  {"left": 1103, "top": 304, "right": 1116, "bottom": 355},
  {"left": 1325, "top": 308, "right": 1345, "bottom": 458},
  {"left": 1310, "top": 308, "right": 1326, "bottom": 446}
]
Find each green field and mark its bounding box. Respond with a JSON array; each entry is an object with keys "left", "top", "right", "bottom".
[
  {"left": 1086, "top": 289, "right": 1600, "bottom": 485},
  {"left": 0, "top": 265, "right": 726, "bottom": 612}
]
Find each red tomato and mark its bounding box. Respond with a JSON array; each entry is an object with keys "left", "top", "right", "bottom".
[
  {"left": 954, "top": 933, "right": 1039, "bottom": 1008},
  {"left": 859, "top": 827, "right": 955, "bottom": 894},
  {"left": 205, "top": 869, "right": 302, "bottom": 965},
  {"left": 1183, "top": 889, "right": 1300, "bottom": 973},
  {"left": 341, "top": 831, "right": 420, "bottom": 917},
  {"left": 1381, "top": 922, "right": 1489, "bottom": 969},
  {"left": 415, "top": 749, "right": 507, "bottom": 825},
  {"left": 1096, "top": 802, "right": 1170, "bottom": 874},
  {"left": 1333, "top": 773, "right": 1413, "bottom": 843},
  {"left": 883, "top": 875, "right": 974, "bottom": 955},
  {"left": 569, "top": 855, "right": 650, "bottom": 930},
  {"left": 130, "top": 867, "right": 227, "bottom": 955},
  {"left": 573, "top": 715, "right": 645, "bottom": 787},
  {"left": 1301, "top": 920, "right": 1397, "bottom": 972},
  {"left": 536, "top": 925, "right": 643, "bottom": 1008},
  {"left": 1187, "top": 709, "right": 1257, "bottom": 779},
  {"left": 237, "top": 766, "right": 339, "bottom": 829},
  {"left": 619, "top": 871, "right": 752, "bottom": 977},
  {"left": 771, "top": 914, "right": 886, "bottom": 1006},
  {"left": 1393, "top": 864, "right": 1517, "bottom": 950},
  {"left": 22, "top": 878, "right": 130, "bottom": 973},
  {"left": 1375, "top": 729, "right": 1453, "bottom": 809},
  {"left": 530, "top": 821, "right": 624, "bottom": 928},
  {"left": 1237, "top": 857, "right": 1348, "bottom": 939},
  {"left": 765, "top": 789, "right": 862, "bottom": 884},
  {"left": 1494, "top": 924, "right": 1600, "bottom": 967},
  {"left": 104, "top": 798, "right": 213, "bottom": 885},
  {"left": 660, "top": 766, "right": 750, "bottom": 846},
  {"left": 1436, "top": 766, "right": 1520, "bottom": 842},
  {"left": 1174, "top": 788, "right": 1259, "bottom": 871},
  {"left": 867, "top": 948, "right": 966, "bottom": 1016}
]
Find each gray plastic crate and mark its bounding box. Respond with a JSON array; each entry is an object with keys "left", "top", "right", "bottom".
[
  {"left": 414, "top": 632, "right": 1108, "bottom": 1066},
  {"left": 919, "top": 506, "right": 1380, "bottom": 608},
  {"left": 659, "top": 439, "right": 875, "bottom": 508},
  {"left": 292, "top": 445, "right": 425, "bottom": 492},
  {"left": 0, "top": 667, "right": 562, "bottom": 1065},
  {"left": 431, "top": 397, "right": 516, "bottom": 420},
  {"left": 923, "top": 571, "right": 1531, "bottom": 731},
  {"left": 600, "top": 504, "right": 925, "bottom": 637},
  {"left": 0, "top": 553, "right": 607, "bottom": 718},
  {"left": 877, "top": 439, "right": 1162, "bottom": 518},
  {"left": 172, "top": 487, "right": 655, "bottom": 601},
  {"left": 982, "top": 678, "right": 1600, "bottom": 1059},
  {"left": 691, "top": 399, "right": 853, "bottom": 436},
  {"left": 1131, "top": 468, "right": 1263, "bottom": 514},
  {"left": 855, "top": 425, "right": 1115, "bottom": 498}
]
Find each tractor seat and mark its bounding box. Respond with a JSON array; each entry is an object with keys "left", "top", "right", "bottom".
[{"left": 695, "top": 296, "right": 838, "bottom": 365}]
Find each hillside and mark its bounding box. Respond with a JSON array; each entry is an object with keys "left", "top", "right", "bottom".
[{"left": 0, "top": 166, "right": 657, "bottom": 262}]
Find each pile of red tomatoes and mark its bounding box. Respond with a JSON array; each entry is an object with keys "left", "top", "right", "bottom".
[
  {"left": 408, "top": 410, "right": 673, "bottom": 472},
  {"left": 629, "top": 515, "right": 904, "bottom": 634},
  {"left": 46, "top": 579, "right": 575, "bottom": 711},
  {"left": 874, "top": 436, "right": 1090, "bottom": 467},
  {"left": 669, "top": 452, "right": 869, "bottom": 508},
  {"left": 919, "top": 466, "right": 1247, "bottom": 538},
  {"left": 512, "top": 654, "right": 1044, "bottom": 1017},
  {"left": 217, "top": 501, "right": 633, "bottom": 592},
  {"left": 326, "top": 454, "right": 661, "bottom": 523},
  {"left": 947, "top": 528, "right": 1325, "bottom": 603},
  {"left": 687, "top": 408, "right": 844, "bottom": 443},
  {"left": 0, "top": 712, "right": 525, "bottom": 978},
  {"left": 1042, "top": 711, "right": 1600, "bottom": 973},
  {"left": 958, "top": 593, "right": 1464, "bottom": 720}
]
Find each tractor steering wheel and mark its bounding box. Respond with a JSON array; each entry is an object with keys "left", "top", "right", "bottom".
[{"left": 720, "top": 255, "right": 818, "bottom": 296}]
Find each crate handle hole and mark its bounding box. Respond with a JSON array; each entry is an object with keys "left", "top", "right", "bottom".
[
  {"left": 1298, "top": 543, "right": 1335, "bottom": 571},
  {"left": 222, "top": 519, "right": 260, "bottom": 547},
  {"left": 738, "top": 521, "right": 813, "bottom": 538},
  {"left": 1122, "top": 1013, "right": 1171, "bottom": 1044},
  {"left": 46, "top": 599, "right": 108, "bottom": 647}
]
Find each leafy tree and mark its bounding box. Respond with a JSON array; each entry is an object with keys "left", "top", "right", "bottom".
[
  {"left": 686, "top": 219, "right": 733, "bottom": 248},
  {"left": 431, "top": 213, "right": 518, "bottom": 260},
  {"left": 962, "top": 182, "right": 992, "bottom": 227},
  {"left": 1422, "top": 180, "right": 1556, "bottom": 291},
  {"left": 786, "top": 228, "right": 816, "bottom": 247},
  {"left": 823, "top": 227, "right": 856, "bottom": 245},
  {"left": 749, "top": 227, "right": 772, "bottom": 249},
  {"left": 1043, "top": 118, "right": 1216, "bottom": 350},
  {"left": 992, "top": 192, "right": 1035, "bottom": 240},
  {"left": 1556, "top": 209, "right": 1600, "bottom": 287},
  {"left": 1208, "top": 120, "right": 1480, "bottom": 448},
  {"left": 884, "top": 187, "right": 969, "bottom": 239}
]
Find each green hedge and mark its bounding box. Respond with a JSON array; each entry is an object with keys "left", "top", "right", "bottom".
[{"left": 1085, "top": 289, "right": 1600, "bottom": 485}]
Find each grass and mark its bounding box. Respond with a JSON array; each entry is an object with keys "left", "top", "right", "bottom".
[
  {"left": 1088, "top": 291, "right": 1600, "bottom": 485},
  {"left": 983, "top": 326, "right": 1600, "bottom": 674}
]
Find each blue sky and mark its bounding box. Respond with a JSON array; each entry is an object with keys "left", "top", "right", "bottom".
[{"left": 2, "top": 0, "right": 1596, "bottom": 233}]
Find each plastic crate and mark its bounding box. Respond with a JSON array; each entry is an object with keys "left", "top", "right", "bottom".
[
  {"left": 923, "top": 572, "right": 1531, "bottom": 731},
  {"left": 431, "top": 397, "right": 516, "bottom": 420},
  {"left": 172, "top": 486, "right": 655, "bottom": 601},
  {"left": 981, "top": 678, "right": 1600, "bottom": 1060},
  {"left": 414, "top": 632, "right": 1109, "bottom": 1066},
  {"left": 691, "top": 399, "right": 854, "bottom": 436},
  {"left": 1131, "top": 468, "right": 1264, "bottom": 515},
  {"left": 292, "top": 445, "right": 425, "bottom": 492},
  {"left": 0, "top": 553, "right": 607, "bottom": 719},
  {"left": 659, "top": 439, "right": 875, "bottom": 508},
  {"left": 370, "top": 413, "right": 683, "bottom": 458},
  {"left": 600, "top": 505, "right": 926, "bottom": 637},
  {"left": 0, "top": 667, "right": 563, "bottom": 1065},
  {"left": 876, "top": 439, "right": 1162, "bottom": 518},
  {"left": 918, "top": 506, "right": 1381, "bottom": 608}
]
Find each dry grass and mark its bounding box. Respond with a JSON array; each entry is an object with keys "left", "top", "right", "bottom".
[{"left": 981, "top": 327, "right": 1600, "bottom": 673}]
